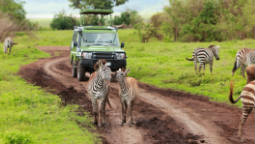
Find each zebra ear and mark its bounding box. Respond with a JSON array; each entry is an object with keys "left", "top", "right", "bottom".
[{"left": 124, "top": 69, "right": 130, "bottom": 76}]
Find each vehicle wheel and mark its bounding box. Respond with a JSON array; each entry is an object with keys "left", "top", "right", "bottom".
[
  {"left": 72, "top": 64, "right": 77, "bottom": 78},
  {"left": 77, "top": 63, "right": 85, "bottom": 81}
]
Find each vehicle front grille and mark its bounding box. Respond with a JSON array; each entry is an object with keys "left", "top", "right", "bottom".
[{"left": 93, "top": 52, "right": 115, "bottom": 60}]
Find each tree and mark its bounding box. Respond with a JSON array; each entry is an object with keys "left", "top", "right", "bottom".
[
  {"left": 0, "top": 0, "right": 26, "bottom": 22},
  {"left": 182, "top": 0, "right": 219, "bottom": 41},
  {"left": 69, "top": 0, "right": 128, "bottom": 10},
  {"left": 112, "top": 10, "right": 143, "bottom": 26}
]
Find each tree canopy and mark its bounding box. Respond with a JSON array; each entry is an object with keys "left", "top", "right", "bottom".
[{"left": 69, "top": 0, "right": 128, "bottom": 10}]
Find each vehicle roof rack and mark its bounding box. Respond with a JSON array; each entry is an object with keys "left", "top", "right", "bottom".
[
  {"left": 80, "top": 9, "right": 113, "bottom": 15},
  {"left": 84, "top": 26, "right": 116, "bottom": 30}
]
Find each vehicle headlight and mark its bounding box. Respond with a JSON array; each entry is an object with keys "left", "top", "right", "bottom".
[
  {"left": 116, "top": 53, "right": 125, "bottom": 60},
  {"left": 82, "top": 52, "right": 92, "bottom": 59}
]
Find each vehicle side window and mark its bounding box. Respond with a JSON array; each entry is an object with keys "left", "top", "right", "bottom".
[
  {"left": 78, "top": 33, "right": 81, "bottom": 47},
  {"left": 72, "top": 31, "right": 78, "bottom": 46}
]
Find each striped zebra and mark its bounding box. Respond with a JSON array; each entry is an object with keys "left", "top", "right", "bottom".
[
  {"left": 186, "top": 45, "right": 220, "bottom": 74},
  {"left": 116, "top": 68, "right": 137, "bottom": 126},
  {"left": 87, "top": 59, "right": 112, "bottom": 127},
  {"left": 232, "top": 48, "right": 255, "bottom": 77},
  {"left": 3, "top": 37, "right": 16, "bottom": 54},
  {"left": 229, "top": 81, "right": 255, "bottom": 138}
]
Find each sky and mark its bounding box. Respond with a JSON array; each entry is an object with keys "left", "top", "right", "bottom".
[{"left": 23, "top": 0, "right": 169, "bottom": 19}]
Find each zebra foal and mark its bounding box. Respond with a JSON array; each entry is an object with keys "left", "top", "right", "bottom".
[
  {"left": 87, "top": 59, "right": 112, "bottom": 127},
  {"left": 116, "top": 68, "right": 137, "bottom": 126},
  {"left": 186, "top": 45, "right": 220, "bottom": 74},
  {"left": 229, "top": 81, "right": 255, "bottom": 139}
]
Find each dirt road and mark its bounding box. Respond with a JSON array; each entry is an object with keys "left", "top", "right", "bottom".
[{"left": 19, "top": 46, "right": 255, "bottom": 144}]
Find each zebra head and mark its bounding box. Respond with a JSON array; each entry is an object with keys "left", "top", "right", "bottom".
[
  {"left": 97, "top": 60, "right": 112, "bottom": 81},
  {"left": 209, "top": 45, "right": 220, "bottom": 60},
  {"left": 116, "top": 68, "right": 130, "bottom": 82}
]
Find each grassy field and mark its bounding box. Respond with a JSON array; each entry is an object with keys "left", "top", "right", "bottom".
[
  {"left": 0, "top": 29, "right": 250, "bottom": 143},
  {"left": 25, "top": 29, "right": 252, "bottom": 106},
  {"left": 0, "top": 32, "right": 98, "bottom": 144},
  {"left": 31, "top": 29, "right": 250, "bottom": 106},
  {"left": 118, "top": 30, "right": 251, "bottom": 106}
]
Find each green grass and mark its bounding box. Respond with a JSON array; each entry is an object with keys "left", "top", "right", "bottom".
[
  {"left": 31, "top": 29, "right": 251, "bottom": 107},
  {"left": 1, "top": 28, "right": 250, "bottom": 142},
  {"left": 0, "top": 32, "right": 98, "bottom": 144},
  {"left": 118, "top": 30, "right": 251, "bottom": 106}
]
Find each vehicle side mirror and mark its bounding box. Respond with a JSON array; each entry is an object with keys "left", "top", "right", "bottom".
[
  {"left": 121, "top": 42, "right": 125, "bottom": 48},
  {"left": 73, "top": 42, "right": 78, "bottom": 47}
]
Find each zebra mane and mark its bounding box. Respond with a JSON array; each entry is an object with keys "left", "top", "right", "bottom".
[
  {"left": 94, "top": 59, "right": 107, "bottom": 71},
  {"left": 208, "top": 45, "right": 216, "bottom": 49}
]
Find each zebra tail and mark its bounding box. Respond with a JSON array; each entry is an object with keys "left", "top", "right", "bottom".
[
  {"left": 186, "top": 57, "right": 194, "bottom": 61},
  {"left": 232, "top": 60, "right": 238, "bottom": 75},
  {"left": 229, "top": 81, "right": 242, "bottom": 104}
]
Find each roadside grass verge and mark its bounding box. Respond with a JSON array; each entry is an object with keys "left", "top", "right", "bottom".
[
  {"left": 33, "top": 29, "right": 250, "bottom": 107},
  {"left": 0, "top": 32, "right": 98, "bottom": 144}
]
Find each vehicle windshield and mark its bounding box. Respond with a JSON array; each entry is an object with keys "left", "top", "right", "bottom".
[{"left": 81, "top": 32, "right": 120, "bottom": 47}]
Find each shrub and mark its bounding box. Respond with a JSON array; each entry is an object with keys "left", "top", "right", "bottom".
[
  {"left": 135, "top": 23, "right": 156, "bottom": 43},
  {"left": 50, "top": 11, "right": 79, "bottom": 30}
]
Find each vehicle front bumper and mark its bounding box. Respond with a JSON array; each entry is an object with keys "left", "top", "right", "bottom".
[{"left": 80, "top": 59, "right": 126, "bottom": 72}]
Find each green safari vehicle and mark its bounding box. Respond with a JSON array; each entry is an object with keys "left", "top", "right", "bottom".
[{"left": 70, "top": 26, "right": 127, "bottom": 81}]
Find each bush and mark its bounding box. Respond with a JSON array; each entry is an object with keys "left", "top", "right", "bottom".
[
  {"left": 50, "top": 11, "right": 79, "bottom": 30},
  {"left": 135, "top": 23, "right": 156, "bottom": 43}
]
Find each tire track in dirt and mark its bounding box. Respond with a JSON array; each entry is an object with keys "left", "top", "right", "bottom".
[
  {"left": 19, "top": 46, "right": 255, "bottom": 144},
  {"left": 43, "top": 57, "right": 144, "bottom": 144}
]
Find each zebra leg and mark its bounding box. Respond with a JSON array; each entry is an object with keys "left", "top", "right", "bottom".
[
  {"left": 238, "top": 107, "right": 253, "bottom": 138},
  {"left": 92, "top": 98, "right": 98, "bottom": 125},
  {"left": 209, "top": 61, "right": 213, "bottom": 74},
  {"left": 203, "top": 64, "right": 206, "bottom": 74},
  {"left": 121, "top": 100, "right": 127, "bottom": 126},
  {"left": 240, "top": 64, "right": 246, "bottom": 78},
  {"left": 101, "top": 98, "right": 107, "bottom": 126},
  {"left": 129, "top": 100, "right": 135, "bottom": 125},
  {"left": 9, "top": 47, "right": 11, "bottom": 55},
  {"left": 199, "top": 63, "right": 202, "bottom": 74},
  {"left": 4, "top": 46, "right": 7, "bottom": 54},
  {"left": 194, "top": 61, "right": 197, "bottom": 73},
  {"left": 127, "top": 101, "right": 134, "bottom": 126}
]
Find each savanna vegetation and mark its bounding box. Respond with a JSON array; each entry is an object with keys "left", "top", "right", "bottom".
[
  {"left": 0, "top": 0, "right": 37, "bottom": 40},
  {"left": 141, "top": 0, "right": 255, "bottom": 42},
  {"left": 18, "top": 29, "right": 251, "bottom": 107},
  {"left": 0, "top": 32, "right": 98, "bottom": 144}
]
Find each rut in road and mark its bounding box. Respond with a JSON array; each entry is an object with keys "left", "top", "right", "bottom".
[
  {"left": 38, "top": 51, "right": 225, "bottom": 144},
  {"left": 18, "top": 46, "right": 255, "bottom": 144}
]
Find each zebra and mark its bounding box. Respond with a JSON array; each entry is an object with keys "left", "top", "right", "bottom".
[
  {"left": 232, "top": 48, "right": 255, "bottom": 77},
  {"left": 3, "top": 37, "right": 16, "bottom": 54},
  {"left": 229, "top": 80, "right": 255, "bottom": 139},
  {"left": 116, "top": 68, "right": 137, "bottom": 126},
  {"left": 87, "top": 59, "right": 112, "bottom": 127},
  {"left": 186, "top": 45, "right": 220, "bottom": 74}
]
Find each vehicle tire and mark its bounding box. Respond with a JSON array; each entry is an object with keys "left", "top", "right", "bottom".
[
  {"left": 77, "top": 62, "right": 85, "bottom": 81},
  {"left": 72, "top": 63, "right": 77, "bottom": 78}
]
